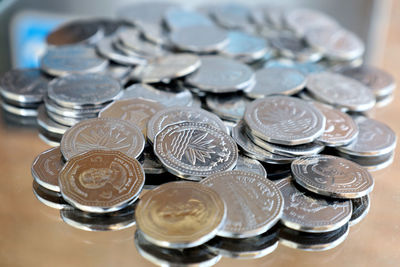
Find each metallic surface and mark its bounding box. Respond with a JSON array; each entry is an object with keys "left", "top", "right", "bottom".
[
  {"left": 233, "top": 155, "right": 267, "bottom": 178},
  {"left": 31, "top": 146, "right": 63, "bottom": 192}
]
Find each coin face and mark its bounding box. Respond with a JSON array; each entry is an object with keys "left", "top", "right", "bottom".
[
  {"left": 205, "top": 93, "right": 250, "bottom": 122},
  {"left": 244, "top": 96, "right": 325, "bottom": 145},
  {"left": 154, "top": 122, "right": 238, "bottom": 178},
  {"left": 201, "top": 170, "right": 283, "bottom": 238},
  {"left": 186, "top": 56, "right": 255, "bottom": 93},
  {"left": 337, "top": 116, "right": 396, "bottom": 157},
  {"left": 313, "top": 103, "right": 359, "bottom": 146},
  {"left": 31, "top": 147, "right": 64, "bottom": 192},
  {"left": 99, "top": 98, "right": 164, "bottom": 139},
  {"left": 59, "top": 150, "right": 144, "bottom": 213},
  {"left": 291, "top": 155, "right": 374, "bottom": 199},
  {"left": 306, "top": 72, "right": 375, "bottom": 111},
  {"left": 60, "top": 118, "right": 145, "bottom": 161},
  {"left": 275, "top": 177, "right": 352, "bottom": 233},
  {"left": 135, "top": 181, "right": 226, "bottom": 248},
  {"left": 233, "top": 155, "right": 267, "bottom": 178}
]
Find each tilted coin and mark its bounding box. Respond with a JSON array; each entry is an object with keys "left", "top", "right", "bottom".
[
  {"left": 170, "top": 25, "right": 229, "bottom": 53},
  {"left": 275, "top": 177, "right": 352, "bottom": 233},
  {"left": 1, "top": 101, "right": 38, "bottom": 117},
  {"left": 135, "top": 181, "right": 226, "bottom": 248},
  {"left": 60, "top": 118, "right": 145, "bottom": 161},
  {"left": 349, "top": 195, "right": 370, "bottom": 226},
  {"left": 0, "top": 68, "right": 49, "bottom": 106},
  {"left": 33, "top": 181, "right": 69, "bottom": 210},
  {"left": 147, "top": 106, "right": 228, "bottom": 144},
  {"left": 201, "top": 170, "right": 283, "bottom": 238},
  {"left": 59, "top": 150, "right": 144, "bottom": 213},
  {"left": 306, "top": 72, "right": 376, "bottom": 112},
  {"left": 291, "top": 155, "right": 374, "bottom": 199},
  {"left": 99, "top": 98, "right": 164, "bottom": 139},
  {"left": 60, "top": 202, "right": 137, "bottom": 231},
  {"left": 164, "top": 7, "right": 214, "bottom": 31},
  {"left": 48, "top": 73, "right": 122, "bottom": 109},
  {"left": 118, "top": 28, "right": 165, "bottom": 57},
  {"left": 31, "top": 146, "right": 64, "bottom": 192},
  {"left": 205, "top": 93, "right": 250, "bottom": 122},
  {"left": 233, "top": 155, "right": 267, "bottom": 178},
  {"left": 244, "top": 96, "right": 325, "bottom": 145},
  {"left": 270, "top": 34, "right": 322, "bottom": 62},
  {"left": 154, "top": 122, "right": 238, "bottom": 178},
  {"left": 337, "top": 116, "right": 396, "bottom": 157},
  {"left": 40, "top": 45, "right": 108, "bottom": 77},
  {"left": 134, "top": 230, "right": 221, "bottom": 267},
  {"left": 313, "top": 102, "right": 359, "bottom": 147},
  {"left": 131, "top": 53, "right": 201, "bottom": 83},
  {"left": 279, "top": 223, "right": 349, "bottom": 251},
  {"left": 36, "top": 105, "right": 68, "bottom": 139},
  {"left": 186, "top": 56, "right": 255, "bottom": 93}
]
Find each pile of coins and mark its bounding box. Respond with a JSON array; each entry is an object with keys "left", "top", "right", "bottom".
[{"left": 0, "top": 2, "right": 397, "bottom": 266}]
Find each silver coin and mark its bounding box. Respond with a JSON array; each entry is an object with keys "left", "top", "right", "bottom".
[
  {"left": 164, "top": 7, "right": 214, "bottom": 31},
  {"left": 231, "top": 121, "right": 294, "bottom": 164},
  {"left": 221, "top": 31, "right": 268, "bottom": 63},
  {"left": 44, "top": 96, "right": 102, "bottom": 119},
  {"left": 233, "top": 155, "right": 267, "bottom": 178},
  {"left": 270, "top": 34, "right": 322, "bottom": 62},
  {"left": 186, "top": 56, "right": 255, "bottom": 93},
  {"left": 38, "top": 133, "right": 61, "bottom": 147},
  {"left": 33, "top": 181, "right": 69, "bottom": 210},
  {"left": 201, "top": 170, "right": 284, "bottom": 238},
  {"left": 170, "top": 25, "right": 229, "bottom": 53},
  {"left": 118, "top": 28, "right": 165, "bottom": 57},
  {"left": 100, "top": 64, "right": 132, "bottom": 86},
  {"left": 375, "top": 93, "right": 394, "bottom": 108},
  {"left": 306, "top": 72, "right": 375, "bottom": 112},
  {"left": 131, "top": 53, "right": 201, "bottom": 83},
  {"left": 119, "top": 83, "right": 193, "bottom": 107},
  {"left": 1, "top": 101, "right": 38, "bottom": 117},
  {"left": 337, "top": 116, "right": 396, "bottom": 157},
  {"left": 0, "top": 68, "right": 49, "bottom": 106},
  {"left": 48, "top": 73, "right": 122, "bottom": 109},
  {"left": 46, "top": 110, "right": 87, "bottom": 127},
  {"left": 141, "top": 148, "right": 166, "bottom": 174},
  {"left": 291, "top": 155, "right": 374, "bottom": 199},
  {"left": 117, "top": 2, "right": 175, "bottom": 26},
  {"left": 211, "top": 3, "right": 252, "bottom": 30},
  {"left": 247, "top": 67, "right": 306, "bottom": 98},
  {"left": 349, "top": 195, "right": 370, "bottom": 226},
  {"left": 244, "top": 96, "right": 325, "bottom": 145},
  {"left": 205, "top": 93, "right": 250, "bottom": 122},
  {"left": 60, "top": 118, "right": 145, "bottom": 160},
  {"left": 40, "top": 45, "right": 108, "bottom": 77},
  {"left": 264, "top": 59, "right": 326, "bottom": 75},
  {"left": 134, "top": 230, "right": 221, "bottom": 267},
  {"left": 339, "top": 65, "right": 396, "bottom": 97},
  {"left": 279, "top": 223, "right": 349, "bottom": 251},
  {"left": 147, "top": 106, "right": 228, "bottom": 144},
  {"left": 154, "top": 122, "right": 238, "bottom": 179},
  {"left": 336, "top": 150, "right": 395, "bottom": 172},
  {"left": 37, "top": 105, "right": 69, "bottom": 137},
  {"left": 313, "top": 102, "right": 359, "bottom": 147},
  {"left": 275, "top": 177, "right": 352, "bottom": 233}
]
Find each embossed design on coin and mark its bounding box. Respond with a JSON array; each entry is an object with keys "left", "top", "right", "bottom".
[
  {"left": 61, "top": 118, "right": 145, "bottom": 160},
  {"left": 135, "top": 181, "right": 226, "bottom": 248},
  {"left": 275, "top": 177, "right": 352, "bottom": 232},
  {"left": 59, "top": 150, "right": 144, "bottom": 213},
  {"left": 154, "top": 122, "right": 238, "bottom": 178},
  {"left": 201, "top": 170, "right": 283, "bottom": 238},
  {"left": 291, "top": 155, "right": 374, "bottom": 199}
]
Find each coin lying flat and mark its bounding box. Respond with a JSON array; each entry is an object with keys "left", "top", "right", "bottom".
[
  {"left": 31, "top": 146, "right": 64, "bottom": 192},
  {"left": 205, "top": 93, "right": 250, "bottom": 122},
  {"left": 291, "top": 155, "right": 374, "bottom": 199},
  {"left": 313, "top": 102, "right": 359, "bottom": 147},
  {"left": 306, "top": 72, "right": 376, "bottom": 112},
  {"left": 118, "top": 28, "right": 165, "bottom": 57},
  {"left": 36, "top": 105, "right": 68, "bottom": 139},
  {"left": 154, "top": 122, "right": 238, "bottom": 179},
  {"left": 337, "top": 116, "right": 396, "bottom": 157},
  {"left": 244, "top": 96, "right": 325, "bottom": 145},
  {"left": 1, "top": 101, "right": 38, "bottom": 117},
  {"left": 336, "top": 150, "right": 395, "bottom": 172},
  {"left": 211, "top": 3, "right": 252, "bottom": 30},
  {"left": 99, "top": 98, "right": 164, "bottom": 139},
  {"left": 349, "top": 195, "right": 370, "bottom": 226},
  {"left": 60, "top": 118, "right": 145, "bottom": 161},
  {"left": 270, "top": 34, "right": 322, "bottom": 62},
  {"left": 233, "top": 155, "right": 267, "bottom": 178},
  {"left": 33, "top": 181, "right": 69, "bottom": 210},
  {"left": 135, "top": 181, "right": 226, "bottom": 248},
  {"left": 186, "top": 56, "right": 255, "bottom": 93},
  {"left": 134, "top": 230, "right": 221, "bottom": 267},
  {"left": 59, "top": 150, "right": 144, "bottom": 213},
  {"left": 275, "top": 177, "right": 352, "bottom": 233},
  {"left": 201, "top": 170, "right": 283, "bottom": 238},
  {"left": 164, "top": 7, "right": 214, "bottom": 31},
  {"left": 147, "top": 106, "right": 227, "bottom": 144}
]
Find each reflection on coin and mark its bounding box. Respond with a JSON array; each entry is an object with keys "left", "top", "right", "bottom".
[
  {"left": 275, "top": 177, "right": 352, "bottom": 233},
  {"left": 61, "top": 118, "right": 145, "bottom": 161},
  {"left": 100, "top": 64, "right": 132, "bottom": 86},
  {"left": 36, "top": 105, "right": 68, "bottom": 138},
  {"left": 99, "top": 98, "right": 164, "bottom": 139},
  {"left": 164, "top": 7, "right": 213, "bottom": 31},
  {"left": 264, "top": 59, "right": 326, "bottom": 75},
  {"left": 134, "top": 230, "right": 221, "bottom": 266},
  {"left": 141, "top": 148, "right": 166, "bottom": 175},
  {"left": 306, "top": 72, "right": 375, "bottom": 112},
  {"left": 31, "top": 146, "right": 64, "bottom": 192},
  {"left": 38, "top": 133, "right": 61, "bottom": 147},
  {"left": 59, "top": 150, "right": 144, "bottom": 213},
  {"left": 154, "top": 122, "right": 238, "bottom": 179},
  {"left": 291, "top": 155, "right": 374, "bottom": 199},
  {"left": 44, "top": 96, "right": 103, "bottom": 119},
  {"left": 118, "top": 28, "right": 165, "bottom": 57},
  {"left": 211, "top": 3, "right": 252, "bottom": 30},
  {"left": 205, "top": 93, "right": 250, "bottom": 122},
  {"left": 349, "top": 195, "right": 370, "bottom": 226},
  {"left": 60, "top": 202, "right": 137, "bottom": 231},
  {"left": 147, "top": 106, "right": 227, "bottom": 144},
  {"left": 336, "top": 151, "right": 394, "bottom": 172},
  {"left": 244, "top": 96, "right": 325, "bottom": 145},
  {"left": 233, "top": 155, "right": 267, "bottom": 178},
  {"left": 270, "top": 34, "right": 322, "bottom": 62},
  {"left": 186, "top": 56, "right": 255, "bottom": 93},
  {"left": 1, "top": 101, "right": 38, "bottom": 117},
  {"left": 33, "top": 181, "right": 69, "bottom": 210},
  {"left": 201, "top": 170, "right": 283, "bottom": 238},
  {"left": 135, "top": 181, "right": 226, "bottom": 248}
]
